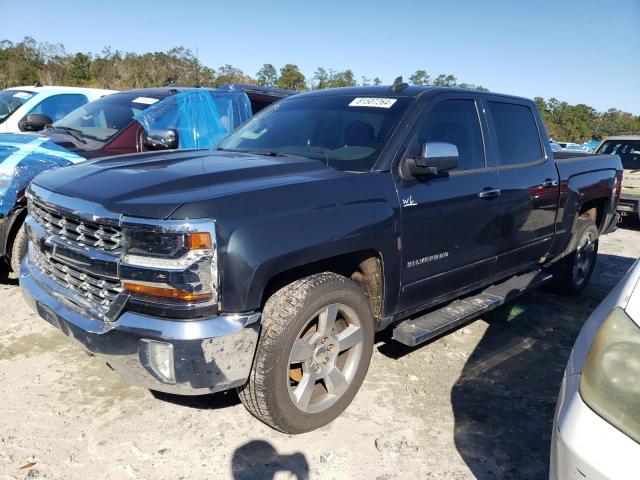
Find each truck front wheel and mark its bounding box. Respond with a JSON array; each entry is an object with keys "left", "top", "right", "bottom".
[{"left": 238, "top": 272, "right": 374, "bottom": 433}]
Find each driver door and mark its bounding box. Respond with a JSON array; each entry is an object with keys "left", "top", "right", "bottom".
[{"left": 395, "top": 94, "right": 502, "bottom": 312}]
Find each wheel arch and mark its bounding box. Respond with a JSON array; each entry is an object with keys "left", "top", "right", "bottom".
[
  {"left": 1, "top": 205, "right": 27, "bottom": 263},
  {"left": 259, "top": 249, "right": 385, "bottom": 323},
  {"left": 578, "top": 197, "right": 608, "bottom": 233}
]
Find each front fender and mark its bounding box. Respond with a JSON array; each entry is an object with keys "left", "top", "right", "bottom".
[{"left": 221, "top": 197, "right": 399, "bottom": 313}]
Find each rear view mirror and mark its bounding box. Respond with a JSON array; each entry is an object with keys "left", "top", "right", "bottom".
[
  {"left": 400, "top": 142, "right": 459, "bottom": 180},
  {"left": 19, "top": 114, "right": 53, "bottom": 132},
  {"left": 142, "top": 129, "right": 179, "bottom": 151}
]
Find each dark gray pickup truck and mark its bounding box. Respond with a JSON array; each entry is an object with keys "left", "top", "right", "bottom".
[{"left": 20, "top": 83, "right": 622, "bottom": 433}]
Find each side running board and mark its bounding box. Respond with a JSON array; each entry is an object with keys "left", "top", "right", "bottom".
[{"left": 392, "top": 270, "right": 553, "bottom": 347}]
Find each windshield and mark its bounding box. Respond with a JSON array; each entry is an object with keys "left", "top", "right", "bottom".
[
  {"left": 217, "top": 94, "right": 412, "bottom": 172},
  {"left": 597, "top": 140, "right": 640, "bottom": 170},
  {"left": 0, "top": 89, "right": 35, "bottom": 124},
  {"left": 53, "top": 92, "right": 164, "bottom": 142}
]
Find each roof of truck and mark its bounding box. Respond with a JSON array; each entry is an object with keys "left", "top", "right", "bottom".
[{"left": 293, "top": 85, "right": 531, "bottom": 103}]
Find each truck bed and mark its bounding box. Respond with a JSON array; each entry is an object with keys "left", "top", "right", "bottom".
[{"left": 554, "top": 153, "right": 621, "bottom": 179}]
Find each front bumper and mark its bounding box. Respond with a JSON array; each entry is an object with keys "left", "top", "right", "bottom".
[
  {"left": 20, "top": 254, "right": 260, "bottom": 395},
  {"left": 550, "top": 374, "right": 639, "bottom": 480}
]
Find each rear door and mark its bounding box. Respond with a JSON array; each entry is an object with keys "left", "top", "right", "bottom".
[
  {"left": 395, "top": 92, "right": 502, "bottom": 312},
  {"left": 483, "top": 98, "right": 559, "bottom": 273}
]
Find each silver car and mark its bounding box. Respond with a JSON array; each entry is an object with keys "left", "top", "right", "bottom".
[{"left": 551, "top": 259, "right": 640, "bottom": 479}]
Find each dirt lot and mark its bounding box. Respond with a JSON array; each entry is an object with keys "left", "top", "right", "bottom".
[{"left": 1, "top": 224, "right": 639, "bottom": 480}]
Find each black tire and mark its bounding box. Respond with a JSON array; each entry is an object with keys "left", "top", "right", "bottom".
[
  {"left": 238, "top": 272, "right": 374, "bottom": 433},
  {"left": 550, "top": 217, "right": 599, "bottom": 295},
  {"left": 10, "top": 222, "right": 28, "bottom": 274}
]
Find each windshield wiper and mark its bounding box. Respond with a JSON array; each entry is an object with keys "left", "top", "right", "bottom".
[
  {"left": 217, "top": 148, "right": 301, "bottom": 159},
  {"left": 52, "top": 126, "right": 87, "bottom": 144}
]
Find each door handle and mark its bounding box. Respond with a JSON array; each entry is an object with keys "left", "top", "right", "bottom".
[
  {"left": 541, "top": 178, "right": 559, "bottom": 188},
  {"left": 478, "top": 188, "right": 501, "bottom": 199}
]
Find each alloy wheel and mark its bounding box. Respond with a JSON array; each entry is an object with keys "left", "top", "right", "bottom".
[{"left": 287, "top": 303, "right": 365, "bottom": 414}]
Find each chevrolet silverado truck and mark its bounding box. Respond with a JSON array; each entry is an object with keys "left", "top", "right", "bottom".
[
  {"left": 1, "top": 84, "right": 293, "bottom": 274},
  {"left": 20, "top": 82, "right": 622, "bottom": 433},
  {"left": 595, "top": 135, "right": 640, "bottom": 222}
]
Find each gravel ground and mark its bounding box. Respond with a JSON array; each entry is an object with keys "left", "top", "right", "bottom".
[{"left": 1, "top": 223, "right": 639, "bottom": 480}]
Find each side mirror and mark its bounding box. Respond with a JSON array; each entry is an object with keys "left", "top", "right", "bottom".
[
  {"left": 400, "top": 142, "right": 459, "bottom": 180},
  {"left": 19, "top": 113, "right": 53, "bottom": 132},
  {"left": 142, "top": 129, "right": 179, "bottom": 151}
]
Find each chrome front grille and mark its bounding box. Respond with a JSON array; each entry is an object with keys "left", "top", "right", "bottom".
[
  {"left": 31, "top": 247, "right": 122, "bottom": 314},
  {"left": 30, "top": 199, "right": 123, "bottom": 254}
]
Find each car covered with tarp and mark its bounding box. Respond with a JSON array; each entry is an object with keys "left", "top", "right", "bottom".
[{"left": 0, "top": 84, "right": 294, "bottom": 273}]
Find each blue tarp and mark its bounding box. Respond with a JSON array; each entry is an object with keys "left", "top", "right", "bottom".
[
  {"left": 133, "top": 89, "right": 252, "bottom": 149},
  {"left": 0, "top": 134, "right": 84, "bottom": 216}
]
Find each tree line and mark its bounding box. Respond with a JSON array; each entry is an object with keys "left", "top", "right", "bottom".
[{"left": 1, "top": 37, "right": 638, "bottom": 142}]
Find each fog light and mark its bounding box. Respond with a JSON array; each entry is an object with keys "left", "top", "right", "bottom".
[{"left": 139, "top": 339, "right": 176, "bottom": 384}]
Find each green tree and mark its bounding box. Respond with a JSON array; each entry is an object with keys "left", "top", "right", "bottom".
[
  {"left": 409, "top": 70, "right": 430, "bottom": 86},
  {"left": 66, "top": 52, "right": 92, "bottom": 85},
  {"left": 312, "top": 67, "right": 329, "bottom": 89},
  {"left": 373, "top": 77, "right": 382, "bottom": 85},
  {"left": 256, "top": 63, "right": 277, "bottom": 87},
  {"left": 277, "top": 64, "right": 306, "bottom": 90},
  {"left": 214, "top": 64, "right": 253, "bottom": 86},
  {"left": 433, "top": 74, "right": 457, "bottom": 87},
  {"left": 326, "top": 69, "right": 357, "bottom": 88}
]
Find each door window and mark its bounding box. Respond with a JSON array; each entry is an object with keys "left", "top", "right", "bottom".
[
  {"left": 488, "top": 102, "right": 542, "bottom": 165},
  {"left": 30, "top": 94, "right": 88, "bottom": 122},
  {"left": 410, "top": 99, "right": 485, "bottom": 170}
]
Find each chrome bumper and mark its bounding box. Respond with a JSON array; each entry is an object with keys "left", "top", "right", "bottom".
[{"left": 20, "top": 253, "right": 260, "bottom": 395}]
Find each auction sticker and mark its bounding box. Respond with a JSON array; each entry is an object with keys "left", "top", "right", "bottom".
[
  {"left": 349, "top": 97, "right": 397, "bottom": 108},
  {"left": 132, "top": 96, "right": 159, "bottom": 105},
  {"left": 13, "top": 91, "right": 33, "bottom": 99}
]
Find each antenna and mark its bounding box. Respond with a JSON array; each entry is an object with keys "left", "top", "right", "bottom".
[{"left": 390, "top": 76, "right": 408, "bottom": 92}]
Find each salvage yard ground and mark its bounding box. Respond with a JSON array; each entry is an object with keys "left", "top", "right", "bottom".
[{"left": 1, "top": 223, "right": 639, "bottom": 480}]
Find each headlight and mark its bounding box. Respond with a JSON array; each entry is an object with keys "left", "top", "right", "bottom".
[
  {"left": 119, "top": 218, "right": 218, "bottom": 308},
  {"left": 580, "top": 307, "right": 640, "bottom": 443}
]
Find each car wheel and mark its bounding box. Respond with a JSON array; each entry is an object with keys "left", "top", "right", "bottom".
[
  {"left": 238, "top": 272, "right": 374, "bottom": 433},
  {"left": 10, "top": 222, "right": 28, "bottom": 274},
  {"left": 551, "top": 217, "right": 599, "bottom": 295}
]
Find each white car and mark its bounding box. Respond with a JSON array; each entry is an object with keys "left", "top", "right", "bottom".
[
  {"left": 0, "top": 85, "right": 115, "bottom": 133},
  {"left": 551, "top": 259, "right": 640, "bottom": 479}
]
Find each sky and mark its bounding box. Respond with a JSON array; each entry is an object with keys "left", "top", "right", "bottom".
[{"left": 1, "top": 0, "right": 639, "bottom": 114}]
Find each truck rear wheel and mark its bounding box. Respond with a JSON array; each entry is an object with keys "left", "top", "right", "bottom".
[
  {"left": 238, "top": 272, "right": 374, "bottom": 433},
  {"left": 550, "top": 217, "right": 599, "bottom": 295}
]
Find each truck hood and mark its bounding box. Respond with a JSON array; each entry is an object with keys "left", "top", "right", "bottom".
[{"left": 31, "top": 149, "right": 336, "bottom": 218}]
